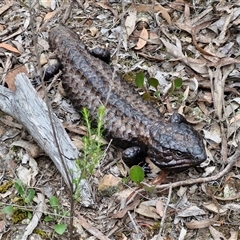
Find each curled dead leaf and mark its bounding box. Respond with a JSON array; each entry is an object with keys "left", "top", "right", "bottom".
[
  {"left": 0, "top": 1, "right": 13, "bottom": 15},
  {"left": 209, "top": 226, "right": 227, "bottom": 240},
  {"left": 95, "top": 2, "right": 118, "bottom": 19},
  {"left": 135, "top": 27, "right": 149, "bottom": 50},
  {"left": 11, "top": 140, "right": 42, "bottom": 158},
  {"left": 135, "top": 202, "right": 160, "bottom": 219},
  {"left": 5, "top": 65, "right": 29, "bottom": 91},
  {"left": 136, "top": 4, "right": 171, "bottom": 25},
  {"left": 125, "top": 6, "right": 137, "bottom": 37},
  {"left": 156, "top": 199, "right": 164, "bottom": 217},
  {"left": 185, "top": 216, "right": 218, "bottom": 229},
  {"left": 88, "top": 26, "right": 98, "bottom": 37},
  {"left": 0, "top": 43, "right": 21, "bottom": 54}
]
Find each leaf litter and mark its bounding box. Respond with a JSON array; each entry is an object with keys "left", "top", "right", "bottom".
[{"left": 0, "top": 0, "right": 240, "bottom": 239}]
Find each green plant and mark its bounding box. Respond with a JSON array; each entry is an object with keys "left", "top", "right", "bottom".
[
  {"left": 1, "top": 179, "right": 35, "bottom": 223},
  {"left": 14, "top": 179, "right": 35, "bottom": 204},
  {"left": 168, "top": 77, "right": 183, "bottom": 94},
  {"left": 1, "top": 181, "right": 68, "bottom": 235},
  {"left": 44, "top": 196, "right": 69, "bottom": 235},
  {"left": 135, "top": 71, "right": 160, "bottom": 100},
  {"left": 135, "top": 71, "right": 183, "bottom": 100},
  {"left": 73, "top": 105, "right": 105, "bottom": 199}
]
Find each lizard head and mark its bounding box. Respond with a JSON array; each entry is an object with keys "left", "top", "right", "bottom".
[{"left": 147, "top": 113, "right": 207, "bottom": 171}]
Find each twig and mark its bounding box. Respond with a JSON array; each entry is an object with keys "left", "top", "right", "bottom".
[
  {"left": 157, "top": 185, "right": 172, "bottom": 238},
  {"left": 128, "top": 211, "right": 140, "bottom": 234}
]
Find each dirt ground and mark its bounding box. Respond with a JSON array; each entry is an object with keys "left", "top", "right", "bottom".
[{"left": 0, "top": 0, "right": 240, "bottom": 239}]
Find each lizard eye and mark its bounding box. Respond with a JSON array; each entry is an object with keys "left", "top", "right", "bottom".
[{"left": 175, "top": 151, "right": 183, "bottom": 158}]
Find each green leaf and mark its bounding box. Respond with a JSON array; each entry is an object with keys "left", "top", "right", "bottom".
[
  {"left": 25, "top": 189, "right": 35, "bottom": 204},
  {"left": 62, "top": 210, "right": 70, "bottom": 217},
  {"left": 14, "top": 180, "right": 24, "bottom": 196},
  {"left": 44, "top": 216, "right": 54, "bottom": 222},
  {"left": 54, "top": 223, "right": 67, "bottom": 235},
  {"left": 27, "top": 211, "right": 32, "bottom": 219},
  {"left": 121, "top": 177, "right": 129, "bottom": 184},
  {"left": 154, "top": 91, "right": 160, "bottom": 98},
  {"left": 135, "top": 71, "right": 144, "bottom": 88},
  {"left": 148, "top": 78, "right": 159, "bottom": 89},
  {"left": 49, "top": 196, "right": 59, "bottom": 210},
  {"left": 129, "top": 166, "right": 145, "bottom": 184},
  {"left": 173, "top": 78, "right": 182, "bottom": 89},
  {"left": 2, "top": 206, "right": 14, "bottom": 214}
]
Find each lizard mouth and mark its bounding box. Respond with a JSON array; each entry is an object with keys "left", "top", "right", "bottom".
[
  {"left": 157, "top": 160, "right": 201, "bottom": 171},
  {"left": 148, "top": 150, "right": 207, "bottom": 171}
]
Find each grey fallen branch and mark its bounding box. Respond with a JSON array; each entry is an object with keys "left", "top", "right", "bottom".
[{"left": 0, "top": 73, "right": 93, "bottom": 207}]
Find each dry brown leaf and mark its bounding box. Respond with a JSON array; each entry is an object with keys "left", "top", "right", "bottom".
[
  {"left": 111, "top": 197, "right": 141, "bottom": 219},
  {"left": 229, "top": 113, "right": 240, "bottom": 125},
  {"left": 212, "top": 57, "right": 240, "bottom": 68},
  {"left": 98, "top": 174, "right": 122, "bottom": 196},
  {"left": 135, "top": 201, "right": 161, "bottom": 219},
  {"left": 228, "top": 230, "right": 238, "bottom": 240},
  {"left": 5, "top": 65, "right": 28, "bottom": 91},
  {"left": 209, "top": 67, "right": 223, "bottom": 119},
  {"left": 88, "top": 26, "right": 98, "bottom": 37},
  {"left": 125, "top": 6, "right": 137, "bottom": 37},
  {"left": 150, "top": 170, "right": 169, "bottom": 185},
  {"left": 11, "top": 40, "right": 24, "bottom": 54},
  {"left": 178, "top": 206, "right": 206, "bottom": 218},
  {"left": 95, "top": 2, "right": 118, "bottom": 18},
  {"left": 0, "top": 1, "right": 13, "bottom": 15},
  {"left": 71, "top": 137, "right": 84, "bottom": 150},
  {"left": 156, "top": 199, "right": 164, "bottom": 217},
  {"left": 63, "top": 123, "right": 87, "bottom": 135},
  {"left": 75, "top": 211, "right": 112, "bottom": 240},
  {"left": 176, "top": 17, "right": 215, "bottom": 57},
  {"left": 209, "top": 226, "right": 227, "bottom": 240},
  {"left": 0, "top": 24, "right": 4, "bottom": 31},
  {"left": 40, "top": 53, "right": 48, "bottom": 66},
  {"left": 0, "top": 43, "right": 21, "bottom": 54},
  {"left": 191, "top": 33, "right": 215, "bottom": 57},
  {"left": 39, "top": 0, "right": 56, "bottom": 9},
  {"left": 210, "top": 64, "right": 234, "bottom": 119},
  {"left": 11, "top": 140, "right": 42, "bottom": 158},
  {"left": 149, "top": 32, "right": 161, "bottom": 45},
  {"left": 17, "top": 165, "right": 32, "bottom": 186},
  {"left": 175, "top": 4, "right": 217, "bottom": 57},
  {"left": 228, "top": 118, "right": 240, "bottom": 138},
  {"left": 185, "top": 215, "right": 219, "bottom": 229},
  {"left": 203, "top": 203, "right": 227, "bottom": 214},
  {"left": 203, "top": 122, "right": 221, "bottom": 143},
  {"left": 43, "top": 9, "right": 59, "bottom": 21},
  {"left": 224, "top": 98, "right": 240, "bottom": 118},
  {"left": 136, "top": 4, "right": 171, "bottom": 25},
  {"left": 160, "top": 37, "right": 208, "bottom": 75},
  {"left": 0, "top": 116, "right": 22, "bottom": 129},
  {"left": 134, "top": 27, "right": 148, "bottom": 50}
]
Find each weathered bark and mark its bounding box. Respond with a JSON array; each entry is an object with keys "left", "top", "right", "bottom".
[{"left": 0, "top": 73, "right": 93, "bottom": 207}]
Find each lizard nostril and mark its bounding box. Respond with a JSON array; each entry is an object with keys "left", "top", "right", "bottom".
[{"left": 195, "top": 152, "right": 207, "bottom": 162}]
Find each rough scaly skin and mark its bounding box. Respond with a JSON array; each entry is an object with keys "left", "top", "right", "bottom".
[{"left": 49, "top": 25, "right": 207, "bottom": 171}]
